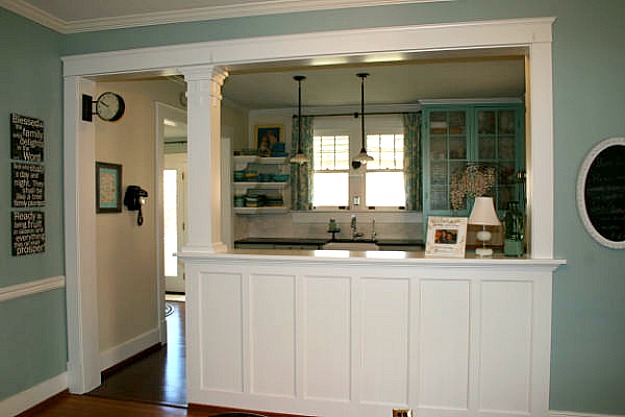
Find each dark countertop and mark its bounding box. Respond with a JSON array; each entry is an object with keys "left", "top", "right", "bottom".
[{"left": 234, "top": 237, "right": 424, "bottom": 247}]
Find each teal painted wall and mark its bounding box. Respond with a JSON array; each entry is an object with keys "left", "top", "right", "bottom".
[
  {"left": 1, "top": 0, "right": 624, "bottom": 413},
  {"left": 0, "top": 8, "right": 67, "bottom": 400},
  {"left": 63, "top": 2, "right": 625, "bottom": 412}
]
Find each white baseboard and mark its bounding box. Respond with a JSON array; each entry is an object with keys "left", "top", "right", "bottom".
[
  {"left": 0, "top": 372, "right": 67, "bottom": 417},
  {"left": 550, "top": 411, "right": 625, "bottom": 417},
  {"left": 99, "top": 327, "right": 161, "bottom": 372}
]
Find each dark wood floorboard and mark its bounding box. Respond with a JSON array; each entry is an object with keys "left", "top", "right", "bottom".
[
  {"left": 88, "top": 300, "right": 186, "bottom": 407},
  {"left": 21, "top": 394, "right": 196, "bottom": 417}
]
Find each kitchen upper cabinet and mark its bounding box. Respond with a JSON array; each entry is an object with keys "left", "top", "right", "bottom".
[{"left": 422, "top": 103, "right": 525, "bottom": 217}]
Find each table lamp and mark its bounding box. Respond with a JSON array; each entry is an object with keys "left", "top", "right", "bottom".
[{"left": 469, "top": 196, "right": 501, "bottom": 257}]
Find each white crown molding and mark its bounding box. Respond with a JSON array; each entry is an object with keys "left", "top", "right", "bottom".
[
  {"left": 0, "top": 0, "right": 452, "bottom": 34},
  {"left": 0, "top": 0, "right": 66, "bottom": 32},
  {"left": 0, "top": 275, "right": 65, "bottom": 302}
]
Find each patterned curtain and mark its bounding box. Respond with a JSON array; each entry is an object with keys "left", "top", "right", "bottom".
[
  {"left": 402, "top": 112, "right": 422, "bottom": 211},
  {"left": 290, "top": 116, "right": 314, "bottom": 210}
]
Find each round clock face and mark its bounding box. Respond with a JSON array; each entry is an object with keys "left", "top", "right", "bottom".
[{"left": 96, "top": 92, "right": 125, "bottom": 121}]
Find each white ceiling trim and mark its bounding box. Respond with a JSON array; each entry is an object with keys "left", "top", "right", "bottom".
[
  {"left": 0, "top": 0, "right": 66, "bottom": 33},
  {"left": 0, "top": 0, "right": 451, "bottom": 34}
]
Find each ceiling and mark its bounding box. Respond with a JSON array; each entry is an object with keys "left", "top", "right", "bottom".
[
  {"left": 2, "top": 0, "right": 526, "bottom": 109},
  {"left": 0, "top": 0, "right": 444, "bottom": 33},
  {"left": 222, "top": 54, "right": 526, "bottom": 109}
]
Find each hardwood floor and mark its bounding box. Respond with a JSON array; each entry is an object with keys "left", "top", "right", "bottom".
[
  {"left": 21, "top": 393, "right": 198, "bottom": 417},
  {"left": 88, "top": 300, "right": 186, "bottom": 407}
]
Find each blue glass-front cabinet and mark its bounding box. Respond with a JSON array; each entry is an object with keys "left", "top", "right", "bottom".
[{"left": 422, "top": 103, "right": 525, "bottom": 219}]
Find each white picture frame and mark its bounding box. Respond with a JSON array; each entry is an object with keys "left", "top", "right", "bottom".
[
  {"left": 425, "top": 216, "right": 468, "bottom": 258},
  {"left": 576, "top": 137, "right": 625, "bottom": 249}
]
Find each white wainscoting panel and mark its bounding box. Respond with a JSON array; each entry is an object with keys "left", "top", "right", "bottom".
[
  {"left": 479, "top": 280, "right": 532, "bottom": 415},
  {"left": 183, "top": 254, "right": 564, "bottom": 417},
  {"left": 303, "top": 275, "right": 351, "bottom": 402},
  {"left": 250, "top": 273, "right": 297, "bottom": 397},
  {"left": 360, "top": 276, "right": 410, "bottom": 405},
  {"left": 419, "top": 279, "right": 471, "bottom": 411},
  {"left": 199, "top": 271, "right": 244, "bottom": 392}
]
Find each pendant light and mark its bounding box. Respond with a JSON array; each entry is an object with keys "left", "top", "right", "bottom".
[
  {"left": 353, "top": 72, "right": 374, "bottom": 163},
  {"left": 290, "top": 75, "right": 309, "bottom": 165}
]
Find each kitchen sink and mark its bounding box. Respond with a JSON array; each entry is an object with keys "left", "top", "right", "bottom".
[{"left": 322, "top": 239, "right": 379, "bottom": 251}]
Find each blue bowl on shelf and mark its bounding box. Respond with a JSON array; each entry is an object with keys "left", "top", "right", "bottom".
[{"left": 273, "top": 174, "right": 289, "bottom": 182}]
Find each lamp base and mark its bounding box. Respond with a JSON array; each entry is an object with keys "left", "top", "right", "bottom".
[{"left": 475, "top": 247, "right": 494, "bottom": 257}]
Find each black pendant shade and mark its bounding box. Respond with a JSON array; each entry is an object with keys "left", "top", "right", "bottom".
[
  {"left": 290, "top": 75, "right": 309, "bottom": 165},
  {"left": 353, "top": 72, "right": 374, "bottom": 163}
]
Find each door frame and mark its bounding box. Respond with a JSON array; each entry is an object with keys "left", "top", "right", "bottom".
[{"left": 63, "top": 17, "right": 555, "bottom": 393}]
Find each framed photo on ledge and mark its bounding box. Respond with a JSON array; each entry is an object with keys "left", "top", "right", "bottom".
[
  {"left": 96, "top": 162, "right": 122, "bottom": 213},
  {"left": 255, "top": 124, "right": 282, "bottom": 156},
  {"left": 425, "top": 216, "right": 468, "bottom": 258}
]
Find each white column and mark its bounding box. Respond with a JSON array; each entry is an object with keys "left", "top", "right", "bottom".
[{"left": 180, "top": 65, "right": 229, "bottom": 253}]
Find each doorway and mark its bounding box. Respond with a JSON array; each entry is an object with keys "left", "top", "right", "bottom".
[
  {"left": 163, "top": 153, "right": 187, "bottom": 294},
  {"left": 156, "top": 103, "right": 188, "bottom": 296}
]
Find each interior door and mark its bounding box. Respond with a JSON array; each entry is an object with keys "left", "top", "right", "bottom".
[{"left": 163, "top": 153, "right": 187, "bottom": 293}]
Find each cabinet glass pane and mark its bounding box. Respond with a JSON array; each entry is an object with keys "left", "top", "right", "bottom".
[
  {"left": 430, "top": 187, "right": 449, "bottom": 210},
  {"left": 450, "top": 161, "right": 467, "bottom": 178},
  {"left": 496, "top": 185, "right": 515, "bottom": 210},
  {"left": 478, "top": 136, "right": 496, "bottom": 159},
  {"left": 430, "top": 112, "right": 448, "bottom": 135},
  {"left": 430, "top": 162, "right": 448, "bottom": 185},
  {"left": 448, "top": 111, "right": 466, "bottom": 135},
  {"left": 449, "top": 137, "right": 466, "bottom": 159},
  {"left": 499, "top": 136, "right": 516, "bottom": 160},
  {"left": 430, "top": 137, "right": 447, "bottom": 160},
  {"left": 498, "top": 162, "right": 517, "bottom": 185},
  {"left": 477, "top": 111, "right": 496, "bottom": 134},
  {"left": 498, "top": 110, "right": 516, "bottom": 134}
]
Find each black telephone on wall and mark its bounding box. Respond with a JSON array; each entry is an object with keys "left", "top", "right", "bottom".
[{"left": 124, "top": 185, "right": 148, "bottom": 225}]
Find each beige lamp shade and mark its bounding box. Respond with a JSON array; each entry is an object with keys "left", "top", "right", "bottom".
[{"left": 469, "top": 197, "right": 501, "bottom": 226}]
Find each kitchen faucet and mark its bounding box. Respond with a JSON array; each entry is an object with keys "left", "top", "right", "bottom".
[
  {"left": 351, "top": 215, "right": 363, "bottom": 240},
  {"left": 371, "top": 217, "right": 376, "bottom": 241}
]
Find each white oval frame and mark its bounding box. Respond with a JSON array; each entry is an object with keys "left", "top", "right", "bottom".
[{"left": 576, "top": 137, "right": 625, "bottom": 249}]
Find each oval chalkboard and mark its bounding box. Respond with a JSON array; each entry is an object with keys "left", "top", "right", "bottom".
[{"left": 577, "top": 137, "right": 625, "bottom": 249}]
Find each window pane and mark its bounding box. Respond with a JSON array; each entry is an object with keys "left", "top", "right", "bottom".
[
  {"left": 313, "top": 172, "right": 349, "bottom": 206},
  {"left": 367, "top": 134, "right": 404, "bottom": 170},
  {"left": 366, "top": 171, "right": 406, "bottom": 207},
  {"left": 313, "top": 135, "right": 349, "bottom": 170}
]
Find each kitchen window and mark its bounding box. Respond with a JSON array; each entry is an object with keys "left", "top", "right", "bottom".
[{"left": 312, "top": 115, "right": 406, "bottom": 210}]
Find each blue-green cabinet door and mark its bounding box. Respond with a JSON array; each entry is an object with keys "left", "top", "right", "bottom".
[{"left": 422, "top": 103, "right": 525, "bottom": 220}]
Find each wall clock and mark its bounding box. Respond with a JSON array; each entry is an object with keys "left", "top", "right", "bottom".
[{"left": 95, "top": 92, "right": 125, "bottom": 122}]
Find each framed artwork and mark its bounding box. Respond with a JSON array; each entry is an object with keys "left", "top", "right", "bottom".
[
  {"left": 425, "top": 216, "right": 468, "bottom": 258},
  {"left": 96, "top": 162, "right": 122, "bottom": 213},
  {"left": 255, "top": 124, "right": 282, "bottom": 156},
  {"left": 576, "top": 137, "right": 625, "bottom": 249}
]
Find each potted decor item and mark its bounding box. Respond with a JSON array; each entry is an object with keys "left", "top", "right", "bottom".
[
  {"left": 450, "top": 164, "right": 496, "bottom": 212},
  {"left": 503, "top": 201, "right": 525, "bottom": 256}
]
